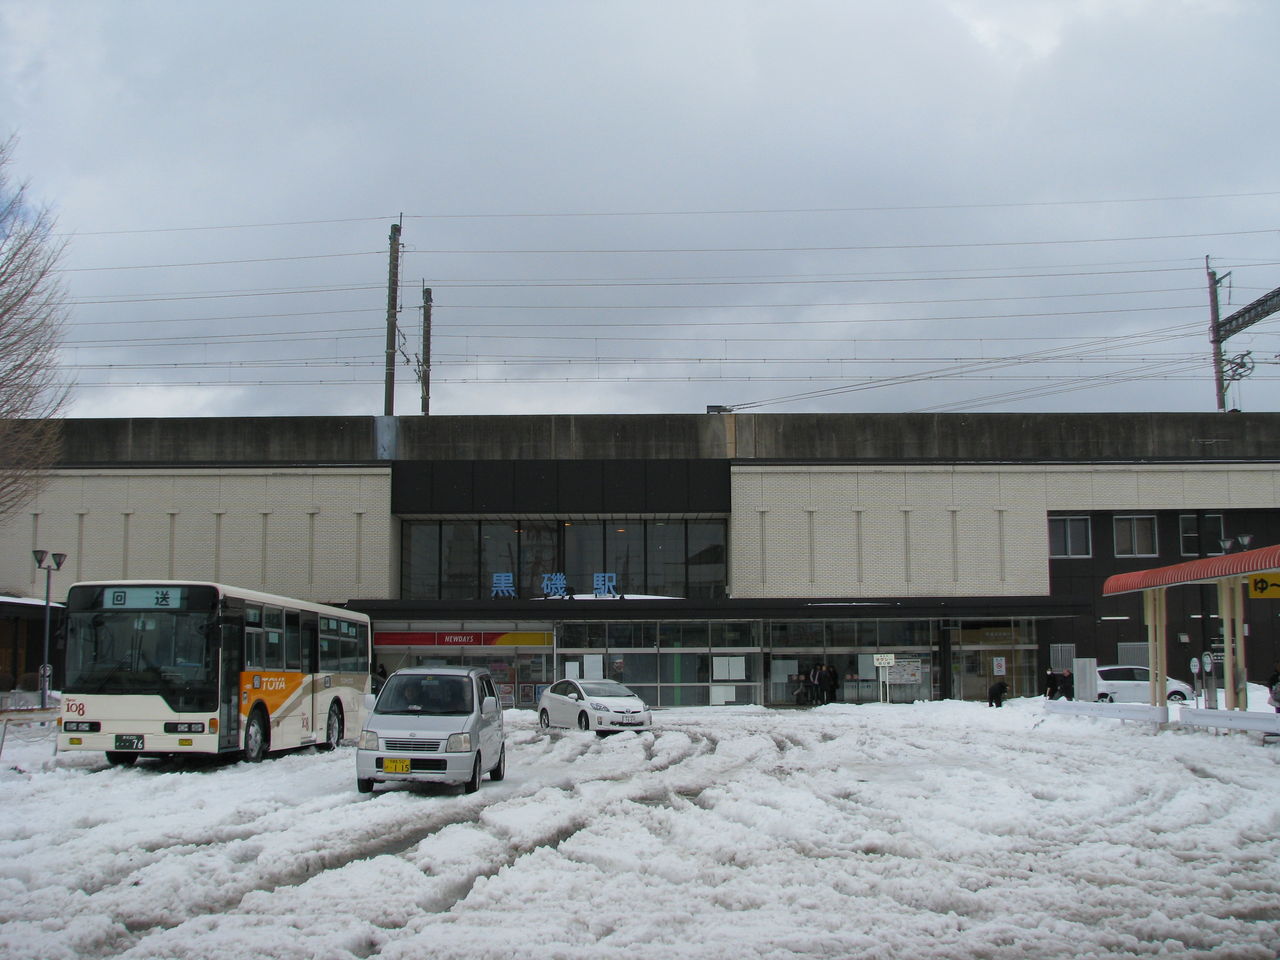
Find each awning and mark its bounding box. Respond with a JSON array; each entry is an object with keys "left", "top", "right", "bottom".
[{"left": 1102, "top": 543, "right": 1280, "bottom": 595}]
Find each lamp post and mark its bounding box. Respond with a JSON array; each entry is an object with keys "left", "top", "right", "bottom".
[{"left": 32, "top": 550, "right": 67, "bottom": 709}]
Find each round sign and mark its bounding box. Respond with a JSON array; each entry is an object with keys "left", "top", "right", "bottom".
[
  {"left": 38, "top": 663, "right": 52, "bottom": 678},
  {"left": 1201, "top": 652, "right": 1214, "bottom": 674},
  {"left": 1190, "top": 657, "right": 1200, "bottom": 675}
]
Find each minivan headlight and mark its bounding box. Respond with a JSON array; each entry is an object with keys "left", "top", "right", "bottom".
[
  {"left": 358, "top": 730, "right": 379, "bottom": 750},
  {"left": 446, "top": 732, "right": 472, "bottom": 752}
]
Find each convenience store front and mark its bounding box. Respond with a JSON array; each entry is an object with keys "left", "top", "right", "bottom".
[{"left": 374, "top": 628, "right": 554, "bottom": 709}]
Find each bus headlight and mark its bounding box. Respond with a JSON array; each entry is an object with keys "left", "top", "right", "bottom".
[
  {"left": 445, "top": 732, "right": 472, "bottom": 752},
  {"left": 358, "top": 730, "right": 379, "bottom": 750}
]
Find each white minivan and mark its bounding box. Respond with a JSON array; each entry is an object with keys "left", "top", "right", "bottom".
[{"left": 356, "top": 666, "right": 505, "bottom": 794}]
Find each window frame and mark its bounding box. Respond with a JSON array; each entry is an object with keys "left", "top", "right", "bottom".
[
  {"left": 1048, "top": 515, "right": 1092, "bottom": 558},
  {"left": 1113, "top": 514, "right": 1159, "bottom": 558}
]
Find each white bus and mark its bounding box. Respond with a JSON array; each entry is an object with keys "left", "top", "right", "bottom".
[{"left": 57, "top": 581, "right": 371, "bottom": 765}]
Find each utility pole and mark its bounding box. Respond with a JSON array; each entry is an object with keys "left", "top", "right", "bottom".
[
  {"left": 383, "top": 220, "right": 402, "bottom": 417},
  {"left": 420, "top": 286, "right": 432, "bottom": 414},
  {"left": 1207, "top": 256, "right": 1227, "bottom": 413}
]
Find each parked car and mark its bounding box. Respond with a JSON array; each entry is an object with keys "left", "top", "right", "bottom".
[
  {"left": 1095, "top": 665, "right": 1192, "bottom": 703},
  {"left": 538, "top": 678, "right": 652, "bottom": 733},
  {"left": 356, "top": 666, "right": 505, "bottom": 794}
]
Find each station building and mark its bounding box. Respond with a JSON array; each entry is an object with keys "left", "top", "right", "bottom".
[{"left": 3, "top": 412, "right": 1278, "bottom": 709}]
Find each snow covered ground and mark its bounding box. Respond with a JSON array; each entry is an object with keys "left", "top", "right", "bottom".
[{"left": 2, "top": 692, "right": 1279, "bottom": 960}]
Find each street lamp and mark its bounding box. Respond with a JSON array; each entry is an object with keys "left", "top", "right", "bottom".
[{"left": 32, "top": 550, "right": 67, "bottom": 709}]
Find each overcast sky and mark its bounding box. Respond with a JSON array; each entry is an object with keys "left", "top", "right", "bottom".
[{"left": 3, "top": 1, "right": 1279, "bottom": 420}]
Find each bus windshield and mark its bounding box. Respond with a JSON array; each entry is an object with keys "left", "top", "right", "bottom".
[{"left": 65, "top": 609, "right": 219, "bottom": 711}]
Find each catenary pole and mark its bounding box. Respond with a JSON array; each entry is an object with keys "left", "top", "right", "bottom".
[
  {"left": 1207, "top": 256, "right": 1226, "bottom": 413},
  {"left": 383, "top": 220, "right": 402, "bottom": 416}
]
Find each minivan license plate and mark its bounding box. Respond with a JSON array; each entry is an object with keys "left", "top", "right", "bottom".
[
  {"left": 115, "top": 734, "right": 143, "bottom": 750},
  {"left": 383, "top": 758, "right": 411, "bottom": 773}
]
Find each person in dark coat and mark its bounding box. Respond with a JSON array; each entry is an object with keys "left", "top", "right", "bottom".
[
  {"left": 1266, "top": 661, "right": 1280, "bottom": 714},
  {"left": 819, "top": 665, "right": 838, "bottom": 704},
  {"left": 987, "top": 679, "right": 1009, "bottom": 708},
  {"left": 1059, "top": 669, "right": 1075, "bottom": 701},
  {"left": 1043, "top": 669, "right": 1060, "bottom": 699}
]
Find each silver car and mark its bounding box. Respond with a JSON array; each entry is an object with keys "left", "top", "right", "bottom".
[
  {"left": 356, "top": 667, "right": 505, "bottom": 794},
  {"left": 1095, "top": 665, "right": 1192, "bottom": 703}
]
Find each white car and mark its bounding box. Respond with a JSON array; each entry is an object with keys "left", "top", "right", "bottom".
[
  {"left": 538, "top": 678, "right": 652, "bottom": 733},
  {"left": 1095, "top": 665, "right": 1193, "bottom": 703}
]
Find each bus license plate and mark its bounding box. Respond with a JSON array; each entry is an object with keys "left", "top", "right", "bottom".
[
  {"left": 383, "top": 758, "right": 411, "bottom": 773},
  {"left": 115, "top": 734, "right": 144, "bottom": 750}
]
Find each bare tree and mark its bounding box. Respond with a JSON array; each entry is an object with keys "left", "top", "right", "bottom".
[{"left": 0, "top": 136, "right": 69, "bottom": 522}]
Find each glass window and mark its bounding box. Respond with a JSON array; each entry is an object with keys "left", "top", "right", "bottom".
[
  {"left": 687, "top": 521, "right": 727, "bottom": 599},
  {"left": 1114, "top": 515, "right": 1158, "bottom": 558},
  {"left": 1049, "top": 516, "right": 1092, "bottom": 558},
  {"left": 284, "top": 611, "right": 301, "bottom": 671},
  {"left": 440, "top": 522, "right": 479, "bottom": 599},
  {"left": 660, "top": 652, "right": 709, "bottom": 684},
  {"left": 1180, "top": 514, "right": 1224, "bottom": 557},
  {"left": 769, "top": 621, "right": 825, "bottom": 647},
  {"left": 712, "top": 621, "right": 759, "bottom": 647},
  {"left": 563, "top": 521, "right": 603, "bottom": 597},
  {"left": 481, "top": 521, "right": 520, "bottom": 597},
  {"left": 647, "top": 522, "right": 685, "bottom": 597},
  {"left": 608, "top": 652, "right": 658, "bottom": 685},
  {"left": 659, "top": 622, "right": 708, "bottom": 648},
  {"left": 401, "top": 521, "right": 440, "bottom": 600},
  {"left": 519, "top": 521, "right": 559, "bottom": 599},
  {"left": 605, "top": 521, "right": 646, "bottom": 595},
  {"left": 608, "top": 622, "right": 657, "bottom": 648}
]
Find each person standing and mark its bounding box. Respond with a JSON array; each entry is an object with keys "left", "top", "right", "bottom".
[
  {"left": 1043, "top": 669, "right": 1060, "bottom": 699},
  {"left": 820, "top": 665, "right": 838, "bottom": 704},
  {"left": 1267, "top": 661, "right": 1280, "bottom": 714},
  {"left": 987, "top": 679, "right": 1009, "bottom": 708},
  {"left": 1060, "top": 668, "right": 1075, "bottom": 701}
]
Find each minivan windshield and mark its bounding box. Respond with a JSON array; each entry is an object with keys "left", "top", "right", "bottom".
[{"left": 376, "top": 674, "right": 474, "bottom": 715}]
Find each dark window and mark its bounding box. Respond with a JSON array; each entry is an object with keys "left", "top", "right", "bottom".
[
  {"left": 1114, "top": 516, "right": 1157, "bottom": 558},
  {"left": 401, "top": 522, "right": 440, "bottom": 600},
  {"left": 605, "top": 521, "right": 645, "bottom": 595},
  {"left": 441, "top": 522, "right": 479, "bottom": 600},
  {"left": 519, "top": 521, "right": 558, "bottom": 599},
  {"left": 563, "top": 520, "right": 603, "bottom": 596},
  {"left": 480, "top": 521, "right": 520, "bottom": 596},
  {"left": 687, "top": 521, "right": 727, "bottom": 599},
  {"left": 647, "top": 522, "right": 685, "bottom": 597},
  {"left": 1049, "top": 516, "right": 1091, "bottom": 558},
  {"left": 1180, "top": 514, "right": 1223, "bottom": 557}
]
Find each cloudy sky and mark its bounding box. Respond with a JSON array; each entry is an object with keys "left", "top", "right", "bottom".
[{"left": 3, "top": 1, "right": 1279, "bottom": 419}]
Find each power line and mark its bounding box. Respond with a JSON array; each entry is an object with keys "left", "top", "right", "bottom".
[{"left": 56, "top": 189, "right": 1280, "bottom": 236}]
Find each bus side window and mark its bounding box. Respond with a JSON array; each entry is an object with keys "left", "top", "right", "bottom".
[
  {"left": 356, "top": 623, "right": 370, "bottom": 673},
  {"left": 285, "top": 610, "right": 302, "bottom": 671},
  {"left": 301, "top": 612, "right": 318, "bottom": 674},
  {"left": 320, "top": 618, "right": 340, "bottom": 673}
]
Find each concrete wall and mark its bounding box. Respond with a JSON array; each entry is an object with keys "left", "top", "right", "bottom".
[
  {"left": 49, "top": 412, "right": 1280, "bottom": 466},
  {"left": 0, "top": 467, "right": 393, "bottom": 604},
  {"left": 729, "top": 461, "right": 1280, "bottom": 599}
]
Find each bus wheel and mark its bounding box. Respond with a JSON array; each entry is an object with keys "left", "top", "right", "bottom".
[
  {"left": 319, "top": 701, "right": 344, "bottom": 751},
  {"left": 105, "top": 752, "right": 137, "bottom": 767},
  {"left": 242, "top": 709, "right": 269, "bottom": 763}
]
